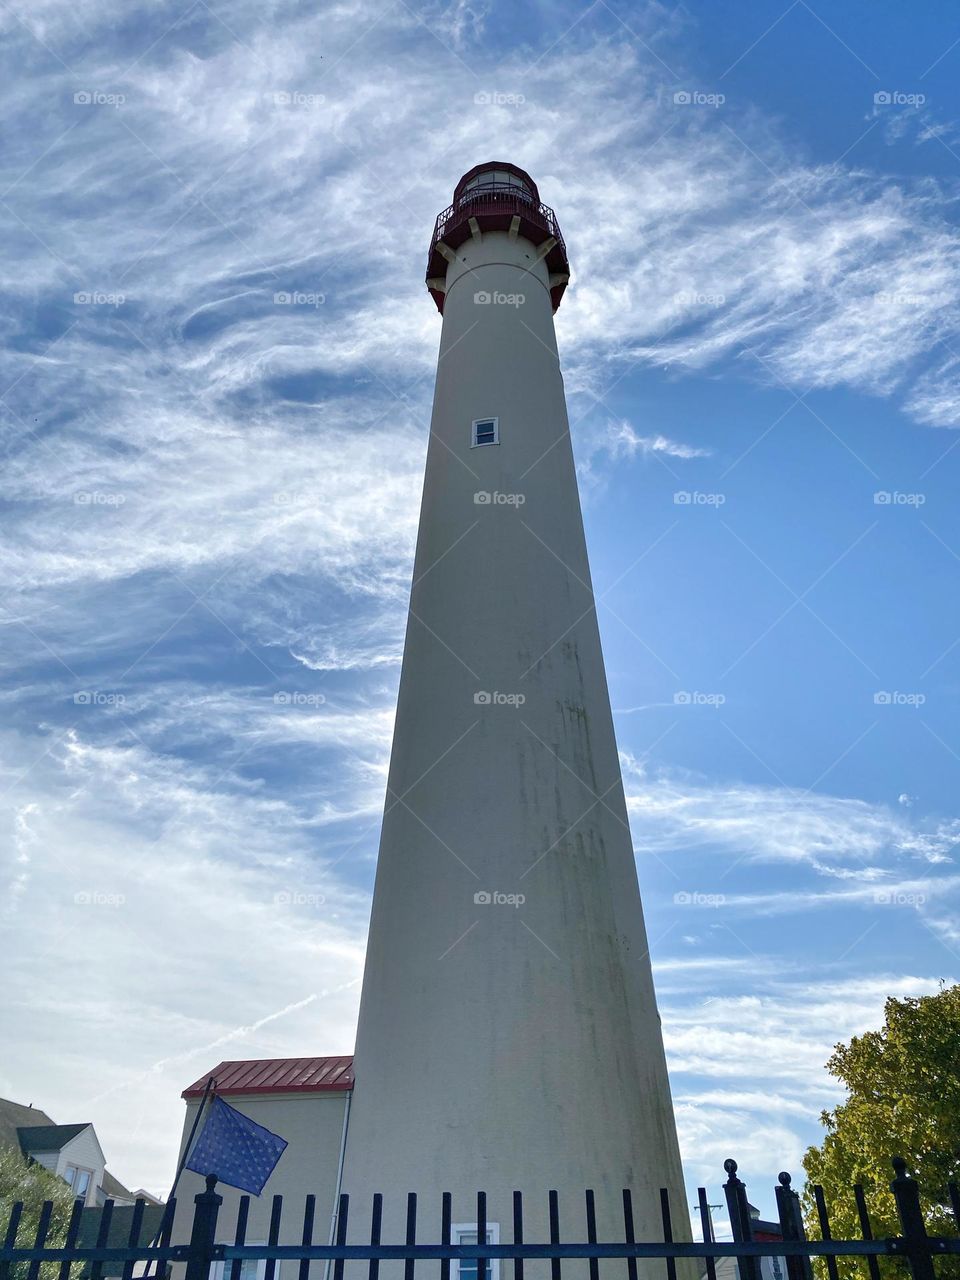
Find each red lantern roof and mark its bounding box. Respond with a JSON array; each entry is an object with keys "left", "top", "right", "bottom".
[{"left": 182, "top": 1056, "right": 354, "bottom": 1098}]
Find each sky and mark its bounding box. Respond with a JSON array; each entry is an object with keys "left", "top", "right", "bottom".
[{"left": 1, "top": 0, "right": 959, "bottom": 1232}]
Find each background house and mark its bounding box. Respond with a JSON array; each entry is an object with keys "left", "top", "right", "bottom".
[
  {"left": 19, "top": 1121, "right": 107, "bottom": 1206},
  {"left": 0, "top": 1095, "right": 143, "bottom": 1208},
  {"left": 173, "top": 1057, "right": 353, "bottom": 1280}
]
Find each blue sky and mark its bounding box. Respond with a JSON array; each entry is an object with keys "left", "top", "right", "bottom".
[{"left": 2, "top": 0, "right": 959, "bottom": 1227}]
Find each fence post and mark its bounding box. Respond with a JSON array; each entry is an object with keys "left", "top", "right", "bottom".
[
  {"left": 890, "top": 1158, "right": 936, "bottom": 1280},
  {"left": 723, "top": 1160, "right": 760, "bottom": 1280},
  {"left": 775, "top": 1174, "right": 812, "bottom": 1280},
  {"left": 185, "top": 1174, "right": 223, "bottom": 1280}
]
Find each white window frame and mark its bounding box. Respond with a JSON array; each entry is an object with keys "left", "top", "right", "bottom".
[
  {"left": 210, "top": 1244, "right": 270, "bottom": 1280},
  {"left": 65, "top": 1166, "right": 93, "bottom": 1202},
  {"left": 452, "top": 1222, "right": 500, "bottom": 1280},
  {"left": 471, "top": 417, "right": 499, "bottom": 448}
]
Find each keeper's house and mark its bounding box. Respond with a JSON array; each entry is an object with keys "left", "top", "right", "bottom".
[{"left": 173, "top": 1056, "right": 354, "bottom": 1280}]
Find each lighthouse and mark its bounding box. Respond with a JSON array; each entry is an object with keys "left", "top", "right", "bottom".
[{"left": 339, "top": 163, "right": 688, "bottom": 1260}]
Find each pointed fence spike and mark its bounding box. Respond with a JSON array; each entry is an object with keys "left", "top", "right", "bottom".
[
  {"left": 152, "top": 1196, "right": 177, "bottom": 1280},
  {"left": 439, "top": 1192, "right": 451, "bottom": 1280},
  {"left": 263, "top": 1195, "right": 283, "bottom": 1280},
  {"left": 368, "top": 1192, "right": 384, "bottom": 1280},
  {"left": 659, "top": 1189, "right": 676, "bottom": 1280},
  {"left": 57, "top": 1197, "right": 86, "bottom": 1280},
  {"left": 697, "top": 1188, "right": 716, "bottom": 1280},
  {"left": 477, "top": 1192, "right": 487, "bottom": 1280},
  {"left": 404, "top": 1192, "right": 417, "bottom": 1280},
  {"left": 230, "top": 1197, "right": 250, "bottom": 1280},
  {"left": 1, "top": 1203, "right": 25, "bottom": 1280},
  {"left": 890, "top": 1157, "right": 936, "bottom": 1280},
  {"left": 812, "top": 1186, "right": 839, "bottom": 1280},
  {"left": 298, "top": 1194, "right": 316, "bottom": 1280},
  {"left": 585, "top": 1191, "right": 598, "bottom": 1280},
  {"left": 512, "top": 1191, "right": 524, "bottom": 1280},
  {"left": 121, "top": 1199, "right": 147, "bottom": 1280},
  {"left": 367, "top": 1193, "right": 383, "bottom": 1280},
  {"left": 332, "top": 1194, "right": 349, "bottom": 1280},
  {"left": 88, "top": 1198, "right": 114, "bottom": 1280},
  {"left": 548, "top": 1191, "right": 561, "bottom": 1280},
  {"left": 623, "top": 1189, "right": 638, "bottom": 1280},
  {"left": 3, "top": 1202, "right": 24, "bottom": 1247},
  {"left": 26, "top": 1200, "right": 54, "bottom": 1280},
  {"left": 299, "top": 1196, "right": 316, "bottom": 1280},
  {"left": 853, "top": 1186, "right": 881, "bottom": 1280}
]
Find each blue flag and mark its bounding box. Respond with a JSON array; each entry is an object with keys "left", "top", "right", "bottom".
[{"left": 185, "top": 1096, "right": 288, "bottom": 1195}]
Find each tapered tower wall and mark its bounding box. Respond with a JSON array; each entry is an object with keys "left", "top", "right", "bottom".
[{"left": 339, "top": 178, "right": 688, "bottom": 1268}]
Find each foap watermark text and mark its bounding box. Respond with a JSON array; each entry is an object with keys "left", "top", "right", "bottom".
[
  {"left": 474, "top": 890, "right": 525, "bottom": 907},
  {"left": 474, "top": 491, "right": 525, "bottom": 505}
]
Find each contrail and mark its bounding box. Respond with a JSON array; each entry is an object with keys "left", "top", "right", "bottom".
[{"left": 83, "top": 984, "right": 358, "bottom": 1106}]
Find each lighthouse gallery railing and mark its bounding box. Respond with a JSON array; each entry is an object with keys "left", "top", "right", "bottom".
[{"left": 428, "top": 186, "right": 567, "bottom": 270}]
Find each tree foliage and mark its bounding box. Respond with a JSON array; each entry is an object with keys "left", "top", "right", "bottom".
[
  {"left": 802, "top": 984, "right": 960, "bottom": 1274},
  {"left": 0, "top": 1146, "right": 78, "bottom": 1280}
]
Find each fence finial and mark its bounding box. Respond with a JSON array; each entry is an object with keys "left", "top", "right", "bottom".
[
  {"left": 204, "top": 1174, "right": 219, "bottom": 1192},
  {"left": 724, "top": 1159, "right": 739, "bottom": 1180},
  {"left": 890, "top": 1155, "right": 935, "bottom": 1280},
  {"left": 778, "top": 1173, "right": 792, "bottom": 1187}
]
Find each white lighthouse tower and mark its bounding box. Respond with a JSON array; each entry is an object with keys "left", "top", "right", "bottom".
[{"left": 340, "top": 163, "right": 688, "bottom": 1258}]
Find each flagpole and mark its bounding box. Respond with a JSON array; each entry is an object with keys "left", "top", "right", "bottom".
[
  {"left": 147, "top": 1075, "right": 217, "bottom": 1278},
  {"left": 169, "top": 1075, "right": 218, "bottom": 1203}
]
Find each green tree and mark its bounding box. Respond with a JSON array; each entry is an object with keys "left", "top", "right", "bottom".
[
  {"left": 0, "top": 1145, "right": 78, "bottom": 1280},
  {"left": 802, "top": 984, "right": 960, "bottom": 1274}
]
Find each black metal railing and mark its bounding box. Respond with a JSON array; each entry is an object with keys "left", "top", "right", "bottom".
[
  {"left": 428, "top": 187, "right": 566, "bottom": 267},
  {"left": 2, "top": 1157, "right": 959, "bottom": 1280}
]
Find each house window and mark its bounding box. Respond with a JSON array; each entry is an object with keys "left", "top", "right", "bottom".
[
  {"left": 453, "top": 1223, "right": 499, "bottom": 1280},
  {"left": 210, "top": 1248, "right": 269, "bottom": 1280},
  {"left": 472, "top": 418, "right": 499, "bottom": 447},
  {"left": 65, "top": 1166, "right": 92, "bottom": 1201}
]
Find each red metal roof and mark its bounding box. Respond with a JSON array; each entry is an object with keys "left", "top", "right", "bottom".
[{"left": 182, "top": 1056, "right": 354, "bottom": 1099}]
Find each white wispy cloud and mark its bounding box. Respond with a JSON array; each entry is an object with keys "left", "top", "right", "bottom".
[
  {"left": 664, "top": 974, "right": 953, "bottom": 1189},
  {"left": 622, "top": 751, "right": 960, "bottom": 871},
  {"left": 0, "top": 723, "right": 369, "bottom": 1189},
  {"left": 601, "top": 419, "right": 712, "bottom": 460}
]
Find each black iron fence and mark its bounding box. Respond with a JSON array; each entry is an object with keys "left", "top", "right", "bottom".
[{"left": 2, "top": 1158, "right": 959, "bottom": 1280}]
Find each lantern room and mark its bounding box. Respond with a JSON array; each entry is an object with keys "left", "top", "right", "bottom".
[{"left": 425, "top": 162, "right": 570, "bottom": 314}]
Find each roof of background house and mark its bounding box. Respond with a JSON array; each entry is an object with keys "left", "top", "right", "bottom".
[
  {"left": 77, "top": 1203, "right": 169, "bottom": 1277},
  {"left": 0, "top": 1098, "right": 55, "bottom": 1154},
  {"left": 131, "top": 1188, "right": 164, "bottom": 1205},
  {"left": 17, "top": 1123, "right": 90, "bottom": 1154},
  {"left": 100, "top": 1169, "right": 134, "bottom": 1199},
  {"left": 182, "top": 1056, "right": 354, "bottom": 1098}
]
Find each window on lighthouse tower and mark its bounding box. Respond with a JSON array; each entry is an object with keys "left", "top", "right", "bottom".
[
  {"left": 472, "top": 417, "right": 499, "bottom": 447},
  {"left": 453, "top": 1223, "right": 500, "bottom": 1280},
  {"left": 460, "top": 169, "right": 532, "bottom": 204}
]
